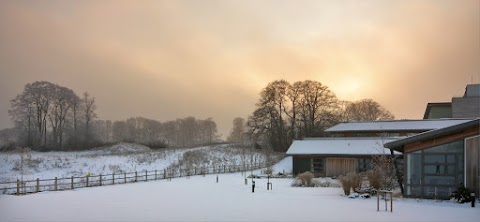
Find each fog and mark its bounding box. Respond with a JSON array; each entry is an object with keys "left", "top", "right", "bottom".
[{"left": 1, "top": 0, "right": 479, "bottom": 137}]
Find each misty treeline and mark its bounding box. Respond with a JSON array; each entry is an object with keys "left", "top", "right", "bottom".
[
  {"left": 2, "top": 81, "right": 219, "bottom": 151},
  {"left": 227, "top": 80, "right": 394, "bottom": 152}
]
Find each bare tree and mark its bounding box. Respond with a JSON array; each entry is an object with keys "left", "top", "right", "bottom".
[
  {"left": 297, "top": 80, "right": 338, "bottom": 137},
  {"left": 247, "top": 80, "right": 339, "bottom": 151},
  {"left": 82, "top": 92, "right": 97, "bottom": 146},
  {"left": 48, "top": 86, "right": 78, "bottom": 148},
  {"left": 112, "top": 120, "right": 127, "bottom": 142},
  {"left": 9, "top": 81, "right": 58, "bottom": 148},
  {"left": 345, "top": 99, "right": 395, "bottom": 121}
]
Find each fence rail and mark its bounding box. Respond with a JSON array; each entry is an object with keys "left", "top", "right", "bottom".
[{"left": 0, "top": 156, "right": 284, "bottom": 195}]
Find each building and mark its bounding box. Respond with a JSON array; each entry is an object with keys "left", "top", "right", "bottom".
[
  {"left": 326, "top": 119, "right": 471, "bottom": 137},
  {"left": 287, "top": 137, "right": 400, "bottom": 177},
  {"left": 286, "top": 119, "right": 473, "bottom": 177},
  {"left": 423, "top": 103, "right": 452, "bottom": 119},
  {"left": 423, "top": 84, "right": 480, "bottom": 119},
  {"left": 385, "top": 119, "right": 480, "bottom": 199}
]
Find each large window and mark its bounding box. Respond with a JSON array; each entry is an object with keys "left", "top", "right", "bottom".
[{"left": 405, "top": 140, "right": 464, "bottom": 199}]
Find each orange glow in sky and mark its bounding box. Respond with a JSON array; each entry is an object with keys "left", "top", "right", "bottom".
[{"left": 0, "top": 0, "right": 479, "bottom": 137}]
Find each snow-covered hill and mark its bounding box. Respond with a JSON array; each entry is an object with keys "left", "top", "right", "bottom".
[{"left": 0, "top": 143, "right": 286, "bottom": 182}]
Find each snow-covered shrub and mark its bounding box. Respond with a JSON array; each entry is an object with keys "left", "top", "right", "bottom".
[
  {"left": 292, "top": 171, "right": 316, "bottom": 187},
  {"left": 108, "top": 164, "right": 123, "bottom": 173},
  {"left": 263, "top": 168, "right": 273, "bottom": 175},
  {"left": 318, "top": 181, "right": 331, "bottom": 187},
  {"left": 348, "top": 172, "right": 362, "bottom": 192},
  {"left": 339, "top": 172, "right": 362, "bottom": 196},
  {"left": 339, "top": 175, "right": 352, "bottom": 195}
]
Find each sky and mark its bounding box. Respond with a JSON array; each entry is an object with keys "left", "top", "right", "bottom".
[{"left": 0, "top": 0, "right": 479, "bottom": 138}]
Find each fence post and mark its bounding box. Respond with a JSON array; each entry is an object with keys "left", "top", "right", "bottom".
[
  {"left": 124, "top": 172, "right": 126, "bottom": 184},
  {"left": 155, "top": 170, "right": 157, "bottom": 180},
  {"left": 86, "top": 175, "right": 89, "bottom": 187},
  {"left": 16, "top": 179, "right": 19, "bottom": 195},
  {"left": 135, "top": 171, "right": 137, "bottom": 182},
  {"left": 71, "top": 176, "right": 74, "bottom": 190},
  {"left": 113, "top": 173, "right": 115, "bottom": 185},
  {"left": 164, "top": 169, "right": 166, "bottom": 179},
  {"left": 54, "top": 177, "right": 58, "bottom": 191},
  {"left": 100, "top": 174, "right": 103, "bottom": 186},
  {"left": 224, "top": 165, "right": 226, "bottom": 173},
  {"left": 194, "top": 167, "right": 197, "bottom": 175},
  {"left": 145, "top": 170, "right": 148, "bottom": 181},
  {"left": 36, "top": 178, "right": 39, "bottom": 193}
]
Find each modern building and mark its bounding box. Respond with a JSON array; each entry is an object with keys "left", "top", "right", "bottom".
[
  {"left": 423, "top": 103, "right": 452, "bottom": 119},
  {"left": 287, "top": 137, "right": 400, "bottom": 177},
  {"left": 325, "top": 119, "right": 471, "bottom": 137},
  {"left": 423, "top": 84, "right": 479, "bottom": 119},
  {"left": 286, "top": 119, "right": 470, "bottom": 176},
  {"left": 385, "top": 119, "right": 480, "bottom": 199}
]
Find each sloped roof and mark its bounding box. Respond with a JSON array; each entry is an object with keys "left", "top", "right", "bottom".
[
  {"left": 325, "top": 119, "right": 472, "bottom": 132},
  {"left": 286, "top": 137, "right": 401, "bottom": 156},
  {"left": 385, "top": 119, "right": 480, "bottom": 152}
]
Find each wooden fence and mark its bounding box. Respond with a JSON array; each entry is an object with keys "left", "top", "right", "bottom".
[{"left": 0, "top": 157, "right": 284, "bottom": 195}]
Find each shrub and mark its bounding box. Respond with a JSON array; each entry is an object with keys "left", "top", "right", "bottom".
[
  {"left": 451, "top": 185, "right": 474, "bottom": 203},
  {"left": 297, "top": 171, "right": 314, "bottom": 186},
  {"left": 339, "top": 172, "right": 364, "bottom": 196},
  {"left": 347, "top": 172, "right": 362, "bottom": 192},
  {"left": 263, "top": 168, "right": 273, "bottom": 175},
  {"left": 0, "top": 141, "right": 16, "bottom": 152},
  {"left": 339, "top": 175, "right": 352, "bottom": 195},
  {"left": 367, "top": 168, "right": 383, "bottom": 190}
]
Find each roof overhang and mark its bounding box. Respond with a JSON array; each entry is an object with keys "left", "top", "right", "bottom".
[{"left": 384, "top": 119, "right": 480, "bottom": 152}]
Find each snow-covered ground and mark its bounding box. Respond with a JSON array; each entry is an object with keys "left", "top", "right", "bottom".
[
  {"left": 0, "top": 143, "right": 283, "bottom": 182},
  {"left": 1, "top": 145, "right": 478, "bottom": 221},
  {"left": 1, "top": 167, "right": 478, "bottom": 221}
]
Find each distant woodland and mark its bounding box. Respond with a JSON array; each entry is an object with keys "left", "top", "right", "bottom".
[{"left": 1, "top": 80, "right": 394, "bottom": 152}]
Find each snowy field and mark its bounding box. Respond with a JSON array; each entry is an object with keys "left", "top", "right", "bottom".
[
  {"left": 1, "top": 168, "right": 479, "bottom": 221},
  {"left": 0, "top": 145, "right": 478, "bottom": 221},
  {"left": 0, "top": 143, "right": 281, "bottom": 182}
]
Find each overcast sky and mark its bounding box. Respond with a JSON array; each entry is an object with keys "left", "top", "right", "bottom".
[{"left": 1, "top": 0, "right": 479, "bottom": 138}]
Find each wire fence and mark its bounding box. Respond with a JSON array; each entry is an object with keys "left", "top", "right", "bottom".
[{"left": 0, "top": 156, "right": 285, "bottom": 195}]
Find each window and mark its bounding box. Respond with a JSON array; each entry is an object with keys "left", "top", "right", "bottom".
[
  {"left": 312, "top": 158, "right": 325, "bottom": 174},
  {"left": 357, "top": 158, "right": 371, "bottom": 172},
  {"left": 405, "top": 140, "right": 465, "bottom": 199}
]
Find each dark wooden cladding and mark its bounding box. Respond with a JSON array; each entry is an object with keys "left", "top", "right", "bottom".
[
  {"left": 466, "top": 136, "right": 480, "bottom": 196},
  {"left": 404, "top": 126, "right": 480, "bottom": 153}
]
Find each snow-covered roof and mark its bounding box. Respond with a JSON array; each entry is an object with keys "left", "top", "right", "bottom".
[
  {"left": 325, "top": 119, "right": 473, "bottom": 132},
  {"left": 286, "top": 138, "right": 401, "bottom": 156}
]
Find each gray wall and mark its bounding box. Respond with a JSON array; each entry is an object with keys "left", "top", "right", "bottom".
[{"left": 452, "top": 97, "right": 480, "bottom": 118}]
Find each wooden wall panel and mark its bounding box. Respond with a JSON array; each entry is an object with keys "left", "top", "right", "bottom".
[
  {"left": 466, "top": 136, "right": 480, "bottom": 196},
  {"left": 326, "top": 158, "right": 356, "bottom": 177}
]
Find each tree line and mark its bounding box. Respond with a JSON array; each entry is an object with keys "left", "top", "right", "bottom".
[
  {"left": 4, "top": 81, "right": 219, "bottom": 151},
  {"left": 227, "top": 80, "right": 394, "bottom": 152}
]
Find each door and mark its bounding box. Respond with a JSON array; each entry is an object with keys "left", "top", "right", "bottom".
[{"left": 326, "top": 157, "right": 356, "bottom": 177}]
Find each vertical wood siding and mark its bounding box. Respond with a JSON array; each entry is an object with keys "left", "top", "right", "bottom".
[{"left": 326, "top": 157, "right": 356, "bottom": 177}]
